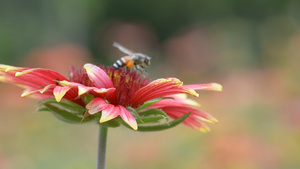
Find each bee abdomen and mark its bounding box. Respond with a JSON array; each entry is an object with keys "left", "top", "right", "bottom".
[{"left": 113, "top": 58, "right": 125, "bottom": 69}]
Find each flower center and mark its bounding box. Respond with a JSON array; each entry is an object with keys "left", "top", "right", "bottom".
[
  {"left": 69, "top": 66, "right": 93, "bottom": 86},
  {"left": 69, "top": 66, "right": 150, "bottom": 107},
  {"left": 103, "top": 66, "right": 150, "bottom": 107}
]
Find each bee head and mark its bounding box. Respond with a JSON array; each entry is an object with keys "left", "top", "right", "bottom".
[{"left": 144, "top": 57, "right": 151, "bottom": 66}]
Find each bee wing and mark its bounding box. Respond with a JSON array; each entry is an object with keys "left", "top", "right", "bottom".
[{"left": 113, "top": 42, "right": 134, "bottom": 55}]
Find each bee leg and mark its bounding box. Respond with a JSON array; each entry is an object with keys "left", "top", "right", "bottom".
[
  {"left": 135, "top": 65, "right": 148, "bottom": 77},
  {"left": 135, "top": 64, "right": 143, "bottom": 73},
  {"left": 141, "top": 66, "right": 148, "bottom": 77}
]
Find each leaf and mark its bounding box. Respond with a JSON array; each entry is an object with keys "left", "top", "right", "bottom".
[
  {"left": 128, "top": 108, "right": 168, "bottom": 124},
  {"left": 136, "top": 97, "right": 173, "bottom": 111},
  {"left": 84, "top": 95, "right": 94, "bottom": 104},
  {"left": 101, "top": 119, "right": 121, "bottom": 128},
  {"left": 139, "top": 109, "right": 168, "bottom": 118},
  {"left": 126, "top": 106, "right": 143, "bottom": 122},
  {"left": 42, "top": 103, "right": 92, "bottom": 123},
  {"left": 38, "top": 98, "right": 95, "bottom": 123},
  {"left": 120, "top": 112, "right": 191, "bottom": 132},
  {"left": 136, "top": 116, "right": 166, "bottom": 124},
  {"left": 36, "top": 105, "right": 49, "bottom": 112},
  {"left": 136, "top": 113, "right": 191, "bottom": 132},
  {"left": 38, "top": 98, "right": 86, "bottom": 116}
]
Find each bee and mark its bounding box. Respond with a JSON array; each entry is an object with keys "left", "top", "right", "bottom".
[{"left": 112, "top": 42, "right": 151, "bottom": 72}]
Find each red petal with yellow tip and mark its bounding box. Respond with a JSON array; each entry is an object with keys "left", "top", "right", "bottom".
[
  {"left": 118, "top": 105, "right": 137, "bottom": 130},
  {"left": 84, "top": 63, "right": 114, "bottom": 88},
  {"left": 53, "top": 86, "right": 71, "bottom": 102},
  {"left": 100, "top": 104, "right": 119, "bottom": 123},
  {"left": 131, "top": 78, "right": 198, "bottom": 107},
  {"left": 184, "top": 83, "right": 223, "bottom": 91},
  {"left": 86, "top": 98, "right": 109, "bottom": 115}
]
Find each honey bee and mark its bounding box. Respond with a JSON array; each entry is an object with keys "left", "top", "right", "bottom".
[{"left": 112, "top": 42, "right": 151, "bottom": 72}]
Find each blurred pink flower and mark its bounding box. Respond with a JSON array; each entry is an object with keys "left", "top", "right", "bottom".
[{"left": 0, "top": 63, "right": 222, "bottom": 131}]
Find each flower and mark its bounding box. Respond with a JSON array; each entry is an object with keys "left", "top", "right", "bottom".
[{"left": 0, "top": 63, "right": 222, "bottom": 132}]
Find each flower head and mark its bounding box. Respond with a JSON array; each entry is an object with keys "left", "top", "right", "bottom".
[{"left": 0, "top": 63, "right": 222, "bottom": 132}]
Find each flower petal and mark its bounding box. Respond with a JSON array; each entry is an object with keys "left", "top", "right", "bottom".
[
  {"left": 0, "top": 67, "right": 68, "bottom": 89},
  {"left": 53, "top": 86, "right": 71, "bottom": 102},
  {"left": 86, "top": 98, "right": 109, "bottom": 115},
  {"left": 83, "top": 63, "right": 114, "bottom": 88},
  {"left": 59, "top": 80, "right": 116, "bottom": 97},
  {"left": 20, "top": 88, "right": 51, "bottom": 99},
  {"left": 78, "top": 86, "right": 116, "bottom": 96},
  {"left": 21, "top": 88, "right": 42, "bottom": 97},
  {"left": 100, "top": 104, "right": 119, "bottom": 123},
  {"left": 118, "top": 105, "right": 137, "bottom": 130},
  {"left": 0, "top": 64, "right": 27, "bottom": 72},
  {"left": 184, "top": 83, "right": 222, "bottom": 91},
  {"left": 40, "top": 84, "right": 56, "bottom": 94},
  {"left": 131, "top": 78, "right": 198, "bottom": 107}
]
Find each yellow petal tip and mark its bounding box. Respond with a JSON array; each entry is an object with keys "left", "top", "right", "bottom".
[
  {"left": 15, "top": 72, "right": 23, "bottom": 77},
  {"left": 59, "top": 80, "right": 70, "bottom": 86},
  {"left": 21, "top": 93, "right": 29, "bottom": 97},
  {"left": 83, "top": 63, "right": 92, "bottom": 70},
  {"left": 185, "top": 88, "right": 199, "bottom": 97},
  {"left": 15, "top": 70, "right": 32, "bottom": 77},
  {"left": 211, "top": 83, "right": 222, "bottom": 91},
  {"left": 199, "top": 127, "right": 210, "bottom": 133},
  {"left": 132, "top": 126, "right": 138, "bottom": 130}
]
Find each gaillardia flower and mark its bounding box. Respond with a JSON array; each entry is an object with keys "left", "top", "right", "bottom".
[{"left": 0, "top": 63, "right": 222, "bottom": 132}]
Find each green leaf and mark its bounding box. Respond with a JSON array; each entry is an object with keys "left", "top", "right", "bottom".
[
  {"left": 136, "top": 97, "right": 173, "bottom": 111},
  {"left": 136, "top": 116, "right": 166, "bottom": 124},
  {"left": 36, "top": 105, "right": 49, "bottom": 112},
  {"left": 101, "top": 119, "right": 121, "bottom": 128},
  {"left": 139, "top": 109, "right": 168, "bottom": 118},
  {"left": 38, "top": 98, "right": 86, "bottom": 117},
  {"left": 84, "top": 95, "right": 94, "bottom": 104},
  {"left": 42, "top": 103, "right": 92, "bottom": 123},
  {"left": 37, "top": 98, "right": 95, "bottom": 123},
  {"left": 136, "top": 113, "right": 191, "bottom": 132},
  {"left": 126, "top": 107, "right": 143, "bottom": 122}
]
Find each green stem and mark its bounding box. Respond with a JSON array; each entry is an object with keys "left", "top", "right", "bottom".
[{"left": 97, "top": 126, "right": 108, "bottom": 169}]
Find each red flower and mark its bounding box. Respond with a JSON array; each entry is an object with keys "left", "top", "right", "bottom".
[{"left": 0, "top": 63, "right": 222, "bottom": 131}]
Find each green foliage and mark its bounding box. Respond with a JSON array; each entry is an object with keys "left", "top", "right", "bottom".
[
  {"left": 136, "top": 97, "right": 173, "bottom": 111},
  {"left": 37, "top": 98, "right": 94, "bottom": 124},
  {"left": 120, "top": 108, "right": 191, "bottom": 132}
]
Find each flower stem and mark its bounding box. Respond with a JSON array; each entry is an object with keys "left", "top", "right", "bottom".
[{"left": 97, "top": 125, "right": 108, "bottom": 169}]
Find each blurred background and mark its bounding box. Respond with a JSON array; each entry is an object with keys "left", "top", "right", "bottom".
[{"left": 1, "top": 0, "right": 300, "bottom": 168}]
